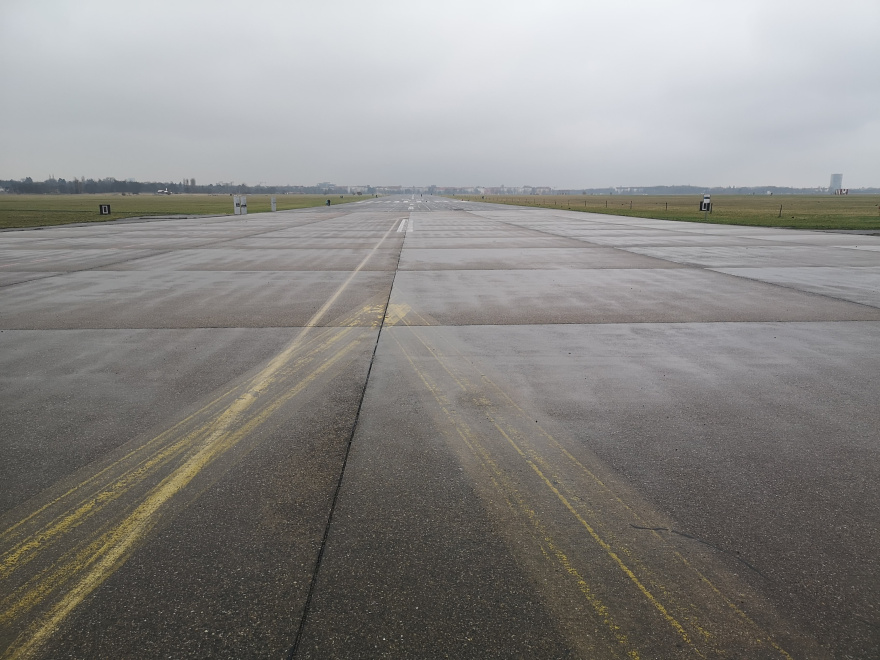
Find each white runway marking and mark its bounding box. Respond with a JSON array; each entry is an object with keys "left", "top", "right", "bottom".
[{"left": 397, "top": 218, "right": 408, "bottom": 232}]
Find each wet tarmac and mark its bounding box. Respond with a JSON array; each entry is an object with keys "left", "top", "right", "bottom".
[{"left": 1, "top": 196, "right": 879, "bottom": 658}]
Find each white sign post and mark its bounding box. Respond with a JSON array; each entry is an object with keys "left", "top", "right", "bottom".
[
  {"left": 233, "top": 195, "right": 241, "bottom": 215},
  {"left": 700, "top": 194, "right": 712, "bottom": 220},
  {"left": 240, "top": 195, "right": 247, "bottom": 215},
  {"left": 271, "top": 196, "right": 276, "bottom": 212}
]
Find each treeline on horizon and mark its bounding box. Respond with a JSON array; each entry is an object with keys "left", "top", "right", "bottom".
[
  {"left": 508, "top": 185, "right": 880, "bottom": 195},
  {"left": 574, "top": 185, "right": 880, "bottom": 195},
  {"left": 2, "top": 177, "right": 878, "bottom": 196},
  {"left": 0, "top": 177, "right": 358, "bottom": 195}
]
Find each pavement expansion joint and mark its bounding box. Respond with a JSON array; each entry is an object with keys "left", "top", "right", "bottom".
[{"left": 2, "top": 198, "right": 878, "bottom": 658}]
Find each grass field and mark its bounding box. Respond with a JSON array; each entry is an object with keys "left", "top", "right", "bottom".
[
  {"left": 0, "top": 194, "right": 367, "bottom": 230},
  {"left": 451, "top": 194, "right": 880, "bottom": 231}
]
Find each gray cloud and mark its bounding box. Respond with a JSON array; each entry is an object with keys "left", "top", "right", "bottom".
[{"left": 2, "top": 0, "right": 878, "bottom": 187}]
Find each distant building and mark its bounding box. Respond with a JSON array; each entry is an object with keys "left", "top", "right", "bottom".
[{"left": 829, "top": 173, "right": 843, "bottom": 195}]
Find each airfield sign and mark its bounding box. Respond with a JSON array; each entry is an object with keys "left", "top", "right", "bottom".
[{"left": 233, "top": 195, "right": 248, "bottom": 216}]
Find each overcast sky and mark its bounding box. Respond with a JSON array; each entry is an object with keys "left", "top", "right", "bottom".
[{"left": 2, "top": 0, "right": 878, "bottom": 188}]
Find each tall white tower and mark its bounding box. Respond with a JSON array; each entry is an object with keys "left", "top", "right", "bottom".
[{"left": 829, "top": 173, "right": 843, "bottom": 194}]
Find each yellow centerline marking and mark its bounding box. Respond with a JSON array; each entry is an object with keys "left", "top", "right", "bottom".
[
  {"left": 2, "top": 339, "right": 358, "bottom": 659},
  {"left": 528, "top": 453, "right": 693, "bottom": 648},
  {"left": 479, "top": 365, "right": 793, "bottom": 657},
  {"left": 388, "top": 308, "right": 794, "bottom": 658},
  {"left": 468, "top": 363, "right": 792, "bottom": 657},
  {"left": 0, "top": 322, "right": 358, "bottom": 577},
  {"left": 392, "top": 332, "right": 640, "bottom": 659},
  {"left": 394, "top": 317, "right": 693, "bottom": 648},
  {"left": 1, "top": 336, "right": 358, "bottom": 620},
  {"left": 1, "top": 220, "right": 399, "bottom": 659}
]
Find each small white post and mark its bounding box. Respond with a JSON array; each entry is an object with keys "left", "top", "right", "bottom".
[
  {"left": 233, "top": 195, "right": 241, "bottom": 215},
  {"left": 271, "top": 196, "right": 276, "bottom": 212}
]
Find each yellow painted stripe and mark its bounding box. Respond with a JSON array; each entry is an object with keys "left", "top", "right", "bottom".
[
  {"left": 2, "top": 222, "right": 395, "bottom": 570},
  {"left": 2, "top": 330, "right": 359, "bottom": 634},
  {"left": 530, "top": 453, "right": 695, "bottom": 650},
  {"left": 400, "top": 319, "right": 792, "bottom": 659},
  {"left": 0, "top": 320, "right": 362, "bottom": 547},
  {"left": 396, "top": 324, "right": 695, "bottom": 649},
  {"left": 2, "top": 338, "right": 358, "bottom": 659},
  {"left": 1, "top": 219, "right": 399, "bottom": 659},
  {"left": 480, "top": 379, "right": 791, "bottom": 657},
  {"left": 0, "top": 324, "right": 356, "bottom": 580},
  {"left": 392, "top": 332, "right": 639, "bottom": 659}
]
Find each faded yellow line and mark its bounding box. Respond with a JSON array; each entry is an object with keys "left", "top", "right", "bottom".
[
  {"left": 0, "top": 324, "right": 356, "bottom": 580},
  {"left": 480, "top": 374, "right": 792, "bottom": 658},
  {"left": 3, "top": 332, "right": 364, "bottom": 627},
  {"left": 396, "top": 322, "right": 694, "bottom": 647},
  {"left": 396, "top": 315, "right": 791, "bottom": 658},
  {"left": 392, "top": 332, "right": 639, "bottom": 659},
  {"left": 666, "top": 551, "right": 794, "bottom": 660},
  {"left": 488, "top": 415, "right": 713, "bottom": 647},
  {"left": 0, "top": 310, "right": 374, "bottom": 550},
  {"left": 2, "top": 328, "right": 362, "bottom": 626},
  {"left": 2, "top": 224, "right": 395, "bottom": 568},
  {"left": 545, "top": 539, "right": 639, "bottom": 660},
  {"left": 396, "top": 326, "right": 714, "bottom": 653},
  {"left": 1, "top": 220, "right": 399, "bottom": 659},
  {"left": 0, "top": 385, "right": 235, "bottom": 544},
  {"left": 2, "top": 338, "right": 359, "bottom": 659},
  {"left": 527, "top": 447, "right": 695, "bottom": 650},
  {"left": 0, "top": 322, "right": 356, "bottom": 546},
  {"left": 383, "top": 303, "right": 412, "bottom": 327}
]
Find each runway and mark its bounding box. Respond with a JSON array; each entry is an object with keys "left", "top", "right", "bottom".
[{"left": 1, "top": 195, "right": 878, "bottom": 658}]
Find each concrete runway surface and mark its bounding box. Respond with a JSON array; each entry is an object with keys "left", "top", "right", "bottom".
[{"left": 1, "top": 195, "right": 878, "bottom": 658}]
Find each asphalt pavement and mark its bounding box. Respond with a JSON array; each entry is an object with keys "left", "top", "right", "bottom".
[{"left": 1, "top": 195, "right": 879, "bottom": 658}]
